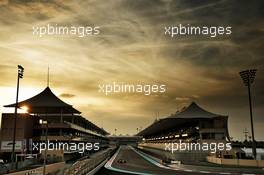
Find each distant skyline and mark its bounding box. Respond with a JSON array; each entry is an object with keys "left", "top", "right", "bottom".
[{"left": 0, "top": 0, "right": 263, "bottom": 140}]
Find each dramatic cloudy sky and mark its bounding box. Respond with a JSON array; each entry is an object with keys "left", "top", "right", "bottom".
[{"left": 0, "top": 0, "right": 263, "bottom": 140}]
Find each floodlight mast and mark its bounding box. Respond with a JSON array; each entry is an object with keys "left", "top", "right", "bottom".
[
  {"left": 239, "top": 69, "right": 257, "bottom": 159},
  {"left": 11, "top": 65, "right": 24, "bottom": 170}
]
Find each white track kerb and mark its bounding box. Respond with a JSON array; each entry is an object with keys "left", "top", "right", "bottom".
[{"left": 104, "top": 146, "right": 152, "bottom": 175}]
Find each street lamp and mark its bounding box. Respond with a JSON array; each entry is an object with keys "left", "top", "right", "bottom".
[
  {"left": 39, "top": 119, "right": 48, "bottom": 175},
  {"left": 11, "top": 65, "right": 24, "bottom": 170},
  {"left": 239, "top": 69, "right": 257, "bottom": 159}
]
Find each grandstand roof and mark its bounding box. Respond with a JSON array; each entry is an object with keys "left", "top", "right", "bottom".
[
  {"left": 4, "top": 86, "right": 109, "bottom": 136},
  {"left": 170, "top": 102, "right": 225, "bottom": 119},
  {"left": 137, "top": 102, "right": 227, "bottom": 137},
  {"left": 4, "top": 86, "right": 81, "bottom": 114}
]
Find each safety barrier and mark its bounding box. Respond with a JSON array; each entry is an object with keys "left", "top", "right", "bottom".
[{"left": 64, "top": 148, "right": 114, "bottom": 175}]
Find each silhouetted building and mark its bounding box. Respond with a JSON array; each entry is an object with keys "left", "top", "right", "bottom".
[
  {"left": 137, "top": 102, "right": 231, "bottom": 163},
  {"left": 137, "top": 102, "right": 229, "bottom": 142},
  {"left": 0, "top": 86, "right": 108, "bottom": 161},
  {"left": 0, "top": 113, "right": 37, "bottom": 154}
]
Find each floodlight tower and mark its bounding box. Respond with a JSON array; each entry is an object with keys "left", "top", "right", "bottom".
[
  {"left": 11, "top": 65, "right": 24, "bottom": 169},
  {"left": 239, "top": 69, "right": 257, "bottom": 159}
]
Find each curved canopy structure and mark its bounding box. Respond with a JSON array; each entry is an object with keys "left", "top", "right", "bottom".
[
  {"left": 137, "top": 102, "right": 228, "bottom": 137},
  {"left": 4, "top": 87, "right": 81, "bottom": 114},
  {"left": 169, "top": 102, "right": 224, "bottom": 119}
]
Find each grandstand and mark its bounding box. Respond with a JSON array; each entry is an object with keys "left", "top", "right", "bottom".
[
  {"left": 1, "top": 86, "right": 109, "bottom": 162},
  {"left": 136, "top": 102, "right": 231, "bottom": 163},
  {"left": 137, "top": 102, "right": 229, "bottom": 143}
]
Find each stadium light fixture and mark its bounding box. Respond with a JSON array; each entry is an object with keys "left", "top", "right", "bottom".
[
  {"left": 11, "top": 65, "right": 24, "bottom": 170},
  {"left": 239, "top": 69, "right": 257, "bottom": 159}
]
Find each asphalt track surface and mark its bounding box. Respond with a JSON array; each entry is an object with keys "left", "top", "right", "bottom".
[
  {"left": 109, "top": 146, "right": 181, "bottom": 175},
  {"left": 100, "top": 146, "right": 264, "bottom": 175}
]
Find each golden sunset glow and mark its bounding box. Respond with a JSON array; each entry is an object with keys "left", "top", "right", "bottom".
[
  {"left": 0, "top": 0, "right": 263, "bottom": 140},
  {"left": 20, "top": 106, "right": 29, "bottom": 113}
]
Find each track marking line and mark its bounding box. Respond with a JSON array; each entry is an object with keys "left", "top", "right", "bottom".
[
  {"left": 104, "top": 146, "right": 153, "bottom": 175},
  {"left": 104, "top": 147, "right": 120, "bottom": 169}
]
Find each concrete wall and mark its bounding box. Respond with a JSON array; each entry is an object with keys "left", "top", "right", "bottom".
[{"left": 207, "top": 156, "right": 264, "bottom": 168}]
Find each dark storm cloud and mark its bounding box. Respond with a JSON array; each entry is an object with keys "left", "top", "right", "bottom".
[
  {"left": 115, "top": 0, "right": 264, "bottom": 138},
  {"left": 179, "top": 44, "right": 261, "bottom": 67},
  {"left": 116, "top": 0, "right": 264, "bottom": 81}
]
